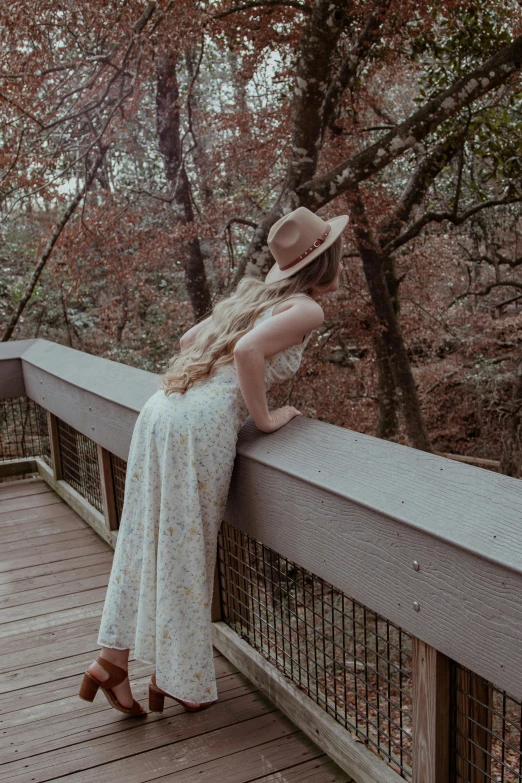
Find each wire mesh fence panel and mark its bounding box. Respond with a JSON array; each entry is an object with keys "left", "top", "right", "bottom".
[
  {"left": 217, "top": 520, "right": 413, "bottom": 779},
  {"left": 451, "top": 662, "right": 522, "bottom": 783},
  {"left": 56, "top": 418, "right": 103, "bottom": 513},
  {"left": 109, "top": 452, "right": 127, "bottom": 527},
  {"left": 0, "top": 397, "right": 50, "bottom": 465}
]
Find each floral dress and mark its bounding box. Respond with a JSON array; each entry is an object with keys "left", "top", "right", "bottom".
[{"left": 96, "top": 293, "right": 314, "bottom": 703}]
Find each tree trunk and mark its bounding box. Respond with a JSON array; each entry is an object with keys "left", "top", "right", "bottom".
[
  {"left": 374, "top": 330, "right": 401, "bottom": 441},
  {"left": 499, "top": 355, "right": 522, "bottom": 478},
  {"left": 374, "top": 251, "right": 403, "bottom": 438},
  {"left": 184, "top": 47, "right": 214, "bottom": 208},
  {"left": 234, "top": 0, "right": 348, "bottom": 284},
  {"left": 156, "top": 51, "right": 212, "bottom": 320},
  {"left": 351, "top": 187, "right": 433, "bottom": 451}
]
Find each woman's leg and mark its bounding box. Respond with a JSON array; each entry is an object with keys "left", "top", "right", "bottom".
[{"left": 88, "top": 646, "right": 135, "bottom": 708}]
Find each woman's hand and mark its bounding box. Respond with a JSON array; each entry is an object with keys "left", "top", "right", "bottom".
[{"left": 256, "top": 406, "right": 302, "bottom": 433}]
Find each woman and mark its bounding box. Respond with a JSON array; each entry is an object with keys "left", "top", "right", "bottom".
[{"left": 78, "top": 205, "right": 348, "bottom": 716}]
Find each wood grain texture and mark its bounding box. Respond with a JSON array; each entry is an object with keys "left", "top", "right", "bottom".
[
  {"left": 455, "top": 669, "right": 493, "bottom": 783},
  {"left": 13, "top": 338, "right": 159, "bottom": 459},
  {"left": 96, "top": 444, "right": 118, "bottom": 531},
  {"left": 0, "top": 477, "right": 352, "bottom": 783},
  {"left": 412, "top": 638, "right": 450, "bottom": 783},
  {"left": 24, "top": 364, "right": 144, "bottom": 460},
  {"left": 234, "top": 417, "right": 522, "bottom": 574},
  {"left": 212, "top": 620, "right": 400, "bottom": 783},
  {"left": 47, "top": 411, "right": 62, "bottom": 481},
  {"left": 225, "top": 423, "right": 522, "bottom": 703},
  {"left": 4, "top": 340, "right": 521, "bottom": 779},
  {"left": 0, "top": 341, "right": 38, "bottom": 400},
  {"left": 35, "top": 457, "right": 118, "bottom": 548},
  {"left": 0, "top": 339, "right": 38, "bottom": 361},
  {"left": 0, "top": 358, "right": 25, "bottom": 398}
]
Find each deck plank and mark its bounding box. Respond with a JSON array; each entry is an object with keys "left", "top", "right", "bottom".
[
  {"left": 0, "top": 572, "right": 110, "bottom": 610},
  {"left": 0, "top": 502, "right": 78, "bottom": 527},
  {"left": 2, "top": 515, "right": 92, "bottom": 543},
  {"left": 0, "top": 678, "right": 259, "bottom": 761},
  {"left": 0, "top": 543, "right": 109, "bottom": 574},
  {"left": 0, "top": 482, "right": 55, "bottom": 501},
  {"left": 0, "top": 559, "right": 112, "bottom": 599},
  {"left": 0, "top": 620, "right": 104, "bottom": 663},
  {"left": 0, "top": 601, "right": 106, "bottom": 638},
  {"left": 0, "top": 670, "right": 244, "bottom": 740},
  {"left": 3, "top": 528, "right": 102, "bottom": 554},
  {"left": 0, "top": 492, "right": 62, "bottom": 514},
  {"left": 0, "top": 478, "right": 352, "bottom": 783},
  {"left": 147, "top": 740, "right": 349, "bottom": 783},
  {"left": 0, "top": 551, "right": 113, "bottom": 587}
]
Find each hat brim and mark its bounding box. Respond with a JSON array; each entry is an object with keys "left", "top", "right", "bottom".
[{"left": 265, "top": 214, "right": 349, "bottom": 284}]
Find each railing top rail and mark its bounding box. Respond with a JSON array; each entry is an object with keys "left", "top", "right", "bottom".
[
  {"left": 236, "top": 415, "right": 522, "bottom": 576},
  {"left": 0, "top": 338, "right": 39, "bottom": 359},
  {"left": 2, "top": 338, "right": 522, "bottom": 574},
  {"left": 0, "top": 337, "right": 159, "bottom": 413}
]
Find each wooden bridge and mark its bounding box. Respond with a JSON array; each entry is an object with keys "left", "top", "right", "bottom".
[
  {"left": 1, "top": 338, "right": 522, "bottom": 783},
  {"left": 0, "top": 475, "right": 350, "bottom": 783}
]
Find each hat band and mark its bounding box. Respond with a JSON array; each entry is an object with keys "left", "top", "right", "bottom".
[{"left": 279, "top": 225, "right": 332, "bottom": 271}]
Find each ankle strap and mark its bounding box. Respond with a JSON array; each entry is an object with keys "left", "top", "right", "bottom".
[{"left": 95, "top": 656, "right": 128, "bottom": 689}]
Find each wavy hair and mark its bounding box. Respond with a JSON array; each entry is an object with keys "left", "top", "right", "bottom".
[{"left": 158, "top": 233, "right": 344, "bottom": 396}]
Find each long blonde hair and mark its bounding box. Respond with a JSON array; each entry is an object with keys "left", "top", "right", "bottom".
[{"left": 158, "top": 234, "right": 344, "bottom": 396}]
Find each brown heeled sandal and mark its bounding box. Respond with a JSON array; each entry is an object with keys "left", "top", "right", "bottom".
[
  {"left": 148, "top": 672, "right": 218, "bottom": 713},
  {"left": 79, "top": 656, "right": 147, "bottom": 716}
]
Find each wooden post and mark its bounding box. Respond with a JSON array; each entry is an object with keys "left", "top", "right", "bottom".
[
  {"left": 229, "top": 526, "right": 246, "bottom": 631},
  {"left": 412, "top": 637, "right": 451, "bottom": 783},
  {"left": 455, "top": 667, "right": 492, "bottom": 783},
  {"left": 211, "top": 550, "right": 222, "bottom": 622},
  {"left": 235, "top": 527, "right": 253, "bottom": 635},
  {"left": 96, "top": 444, "right": 118, "bottom": 531},
  {"left": 46, "top": 411, "right": 63, "bottom": 481}
]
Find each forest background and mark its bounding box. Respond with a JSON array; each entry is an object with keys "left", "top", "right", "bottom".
[{"left": 0, "top": 0, "right": 521, "bottom": 476}]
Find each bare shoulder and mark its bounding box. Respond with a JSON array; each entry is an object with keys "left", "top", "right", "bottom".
[{"left": 272, "top": 296, "right": 324, "bottom": 324}]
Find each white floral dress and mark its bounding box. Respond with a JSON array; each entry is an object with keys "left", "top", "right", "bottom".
[{"left": 96, "top": 293, "right": 314, "bottom": 703}]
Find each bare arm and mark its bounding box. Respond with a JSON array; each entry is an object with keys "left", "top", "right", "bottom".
[
  {"left": 179, "top": 315, "right": 213, "bottom": 351},
  {"left": 234, "top": 299, "right": 323, "bottom": 432}
]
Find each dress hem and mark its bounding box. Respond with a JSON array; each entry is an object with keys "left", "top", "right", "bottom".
[{"left": 96, "top": 639, "right": 155, "bottom": 665}]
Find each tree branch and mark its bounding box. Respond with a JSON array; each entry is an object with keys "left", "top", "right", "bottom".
[
  {"left": 383, "top": 196, "right": 522, "bottom": 255},
  {"left": 378, "top": 130, "right": 468, "bottom": 247},
  {"left": 297, "top": 33, "right": 522, "bottom": 207},
  {"left": 283, "top": 0, "right": 348, "bottom": 192},
  {"left": 322, "top": 0, "right": 392, "bottom": 137},
  {"left": 1, "top": 146, "right": 110, "bottom": 342}
]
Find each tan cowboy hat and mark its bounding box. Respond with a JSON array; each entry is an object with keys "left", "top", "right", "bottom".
[{"left": 265, "top": 206, "right": 349, "bottom": 284}]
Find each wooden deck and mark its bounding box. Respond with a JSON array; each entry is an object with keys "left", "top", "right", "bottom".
[{"left": 0, "top": 477, "right": 353, "bottom": 783}]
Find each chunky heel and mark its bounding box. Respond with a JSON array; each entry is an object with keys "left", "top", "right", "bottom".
[
  {"left": 148, "top": 683, "right": 166, "bottom": 713},
  {"left": 149, "top": 672, "right": 217, "bottom": 712},
  {"left": 79, "top": 671, "right": 100, "bottom": 702},
  {"left": 78, "top": 657, "right": 147, "bottom": 716}
]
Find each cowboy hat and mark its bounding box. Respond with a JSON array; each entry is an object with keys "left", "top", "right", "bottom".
[{"left": 265, "top": 206, "right": 349, "bottom": 284}]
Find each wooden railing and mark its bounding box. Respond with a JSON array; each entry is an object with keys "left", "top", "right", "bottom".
[{"left": 2, "top": 338, "right": 522, "bottom": 783}]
